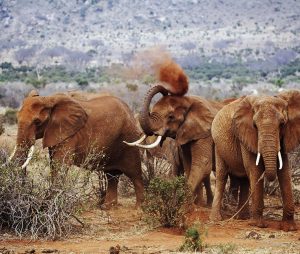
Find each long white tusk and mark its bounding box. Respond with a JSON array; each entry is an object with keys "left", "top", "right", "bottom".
[
  {"left": 7, "top": 145, "right": 17, "bottom": 162},
  {"left": 123, "top": 134, "right": 147, "bottom": 146},
  {"left": 256, "top": 153, "right": 261, "bottom": 166},
  {"left": 278, "top": 151, "right": 283, "bottom": 170},
  {"left": 21, "top": 145, "right": 35, "bottom": 169},
  {"left": 135, "top": 135, "right": 162, "bottom": 149}
]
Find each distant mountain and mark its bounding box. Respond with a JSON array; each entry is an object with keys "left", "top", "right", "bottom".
[{"left": 0, "top": 0, "right": 299, "bottom": 68}]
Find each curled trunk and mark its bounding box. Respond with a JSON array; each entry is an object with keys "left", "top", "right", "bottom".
[{"left": 139, "top": 85, "right": 168, "bottom": 135}]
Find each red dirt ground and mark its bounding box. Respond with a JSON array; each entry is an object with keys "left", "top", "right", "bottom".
[{"left": 0, "top": 197, "right": 300, "bottom": 254}]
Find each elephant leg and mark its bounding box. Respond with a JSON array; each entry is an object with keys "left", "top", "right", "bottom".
[
  {"left": 194, "top": 182, "right": 204, "bottom": 206},
  {"left": 236, "top": 177, "right": 250, "bottom": 220},
  {"left": 119, "top": 148, "right": 144, "bottom": 208},
  {"left": 277, "top": 154, "right": 297, "bottom": 231},
  {"left": 188, "top": 139, "right": 213, "bottom": 207},
  {"left": 103, "top": 171, "right": 120, "bottom": 209},
  {"left": 210, "top": 151, "right": 227, "bottom": 221},
  {"left": 249, "top": 166, "right": 266, "bottom": 228},
  {"left": 228, "top": 174, "right": 239, "bottom": 204},
  {"left": 204, "top": 175, "right": 213, "bottom": 207},
  {"left": 48, "top": 146, "right": 74, "bottom": 185},
  {"left": 181, "top": 144, "right": 191, "bottom": 178},
  {"left": 145, "top": 150, "right": 155, "bottom": 182},
  {"left": 172, "top": 146, "right": 185, "bottom": 176}
]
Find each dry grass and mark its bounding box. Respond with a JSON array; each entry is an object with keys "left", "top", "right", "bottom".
[{"left": 0, "top": 146, "right": 102, "bottom": 240}]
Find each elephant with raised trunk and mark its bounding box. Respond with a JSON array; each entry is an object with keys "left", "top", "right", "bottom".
[
  {"left": 11, "top": 90, "right": 144, "bottom": 208},
  {"left": 125, "top": 57, "right": 229, "bottom": 206},
  {"left": 210, "top": 90, "right": 300, "bottom": 231}
]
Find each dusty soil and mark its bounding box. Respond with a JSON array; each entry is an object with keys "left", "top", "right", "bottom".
[{"left": 0, "top": 197, "right": 299, "bottom": 254}]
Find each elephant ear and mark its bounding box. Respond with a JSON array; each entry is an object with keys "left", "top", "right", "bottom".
[
  {"left": 27, "top": 90, "right": 39, "bottom": 97},
  {"left": 43, "top": 96, "right": 88, "bottom": 148},
  {"left": 176, "top": 101, "right": 214, "bottom": 145},
  {"left": 233, "top": 96, "right": 258, "bottom": 153},
  {"left": 278, "top": 90, "right": 300, "bottom": 152}
]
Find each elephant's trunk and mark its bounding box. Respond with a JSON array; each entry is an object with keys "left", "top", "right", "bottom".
[
  {"left": 11, "top": 124, "right": 35, "bottom": 168},
  {"left": 259, "top": 130, "right": 280, "bottom": 182},
  {"left": 262, "top": 149, "right": 278, "bottom": 182},
  {"left": 139, "top": 85, "right": 168, "bottom": 135}
]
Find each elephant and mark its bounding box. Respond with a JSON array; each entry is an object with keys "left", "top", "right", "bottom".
[
  {"left": 143, "top": 135, "right": 184, "bottom": 183},
  {"left": 11, "top": 90, "right": 144, "bottom": 208},
  {"left": 210, "top": 90, "right": 300, "bottom": 231},
  {"left": 134, "top": 113, "right": 184, "bottom": 181},
  {"left": 127, "top": 83, "right": 235, "bottom": 206}
]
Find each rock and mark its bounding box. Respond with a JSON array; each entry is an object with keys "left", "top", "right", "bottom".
[
  {"left": 109, "top": 245, "right": 120, "bottom": 254},
  {"left": 41, "top": 249, "right": 59, "bottom": 253},
  {"left": 245, "top": 231, "right": 261, "bottom": 239},
  {"left": 24, "top": 250, "right": 35, "bottom": 254}
]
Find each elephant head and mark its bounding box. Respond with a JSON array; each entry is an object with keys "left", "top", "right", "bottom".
[
  {"left": 233, "top": 90, "right": 300, "bottom": 182},
  {"left": 125, "top": 57, "right": 196, "bottom": 148},
  {"left": 127, "top": 85, "right": 215, "bottom": 148},
  {"left": 11, "top": 90, "right": 87, "bottom": 168}
]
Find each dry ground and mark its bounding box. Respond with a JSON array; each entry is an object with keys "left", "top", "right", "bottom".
[{"left": 0, "top": 196, "right": 299, "bottom": 254}]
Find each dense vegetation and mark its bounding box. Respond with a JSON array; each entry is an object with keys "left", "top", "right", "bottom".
[{"left": 0, "top": 56, "right": 299, "bottom": 89}]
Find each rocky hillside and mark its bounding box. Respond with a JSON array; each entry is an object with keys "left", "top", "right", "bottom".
[{"left": 0, "top": 0, "right": 299, "bottom": 67}]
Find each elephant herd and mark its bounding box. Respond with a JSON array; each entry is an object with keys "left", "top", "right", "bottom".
[{"left": 4, "top": 61, "right": 300, "bottom": 232}]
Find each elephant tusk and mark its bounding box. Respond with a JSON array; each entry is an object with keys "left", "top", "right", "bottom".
[
  {"left": 135, "top": 135, "right": 162, "bottom": 149},
  {"left": 123, "top": 134, "right": 147, "bottom": 146},
  {"left": 21, "top": 145, "right": 35, "bottom": 169},
  {"left": 256, "top": 153, "right": 261, "bottom": 166},
  {"left": 7, "top": 145, "right": 17, "bottom": 162},
  {"left": 278, "top": 151, "right": 283, "bottom": 170}
]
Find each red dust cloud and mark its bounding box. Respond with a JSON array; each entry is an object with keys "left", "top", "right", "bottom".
[{"left": 127, "top": 47, "right": 189, "bottom": 96}]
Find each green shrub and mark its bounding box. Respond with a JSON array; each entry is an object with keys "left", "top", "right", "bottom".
[
  {"left": 76, "top": 77, "right": 89, "bottom": 87},
  {"left": 25, "top": 77, "right": 47, "bottom": 88},
  {"left": 273, "top": 78, "right": 284, "bottom": 88},
  {"left": 126, "top": 83, "right": 138, "bottom": 92},
  {"left": 142, "top": 176, "right": 192, "bottom": 227},
  {"left": 179, "top": 224, "right": 206, "bottom": 252}
]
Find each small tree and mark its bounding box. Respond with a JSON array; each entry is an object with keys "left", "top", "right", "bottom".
[
  {"left": 179, "top": 224, "right": 206, "bottom": 252},
  {"left": 142, "top": 176, "right": 192, "bottom": 227}
]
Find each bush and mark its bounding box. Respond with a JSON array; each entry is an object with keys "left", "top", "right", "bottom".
[
  {"left": 76, "top": 77, "right": 89, "bottom": 87},
  {"left": 142, "top": 176, "right": 192, "bottom": 227},
  {"left": 25, "top": 77, "right": 47, "bottom": 88},
  {"left": 179, "top": 224, "right": 206, "bottom": 252},
  {"left": 0, "top": 152, "right": 98, "bottom": 239}
]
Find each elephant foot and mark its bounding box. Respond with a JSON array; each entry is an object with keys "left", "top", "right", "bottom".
[
  {"left": 135, "top": 202, "right": 142, "bottom": 210},
  {"left": 249, "top": 218, "right": 268, "bottom": 228},
  {"left": 100, "top": 200, "right": 118, "bottom": 210},
  {"left": 194, "top": 196, "right": 205, "bottom": 207},
  {"left": 280, "top": 220, "right": 297, "bottom": 232},
  {"left": 206, "top": 196, "right": 213, "bottom": 208},
  {"left": 236, "top": 211, "right": 250, "bottom": 220}
]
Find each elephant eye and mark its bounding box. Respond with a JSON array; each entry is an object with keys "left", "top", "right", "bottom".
[
  {"left": 279, "top": 120, "right": 285, "bottom": 128},
  {"left": 33, "top": 118, "right": 42, "bottom": 126},
  {"left": 168, "top": 114, "right": 175, "bottom": 121},
  {"left": 253, "top": 121, "right": 257, "bottom": 129}
]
